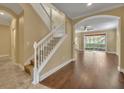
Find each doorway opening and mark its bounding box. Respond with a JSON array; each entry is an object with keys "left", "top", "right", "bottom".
[
  {"left": 74, "top": 15, "right": 120, "bottom": 71},
  {"left": 0, "top": 9, "right": 18, "bottom": 63}
]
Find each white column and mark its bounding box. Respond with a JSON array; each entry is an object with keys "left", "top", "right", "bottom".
[{"left": 32, "top": 42, "right": 39, "bottom": 84}]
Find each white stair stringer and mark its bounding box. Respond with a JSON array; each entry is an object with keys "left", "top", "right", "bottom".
[
  {"left": 38, "top": 35, "right": 67, "bottom": 74},
  {"left": 30, "top": 3, "right": 51, "bottom": 30}
]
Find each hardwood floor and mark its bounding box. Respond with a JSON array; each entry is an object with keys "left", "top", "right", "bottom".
[{"left": 40, "top": 51, "right": 124, "bottom": 89}]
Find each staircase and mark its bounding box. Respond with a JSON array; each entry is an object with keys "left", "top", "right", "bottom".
[
  {"left": 24, "top": 3, "right": 66, "bottom": 84},
  {"left": 24, "top": 23, "right": 66, "bottom": 84},
  {"left": 24, "top": 36, "right": 61, "bottom": 76}
]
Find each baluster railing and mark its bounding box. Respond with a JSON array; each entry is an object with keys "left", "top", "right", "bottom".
[{"left": 33, "top": 24, "right": 64, "bottom": 71}]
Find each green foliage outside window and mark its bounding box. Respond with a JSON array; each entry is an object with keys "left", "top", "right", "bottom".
[{"left": 85, "top": 35, "right": 106, "bottom": 51}]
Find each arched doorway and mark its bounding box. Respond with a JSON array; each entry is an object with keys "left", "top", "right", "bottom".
[
  {"left": 0, "top": 4, "right": 23, "bottom": 64},
  {"left": 74, "top": 15, "right": 120, "bottom": 71},
  {"left": 0, "top": 10, "right": 15, "bottom": 61}
]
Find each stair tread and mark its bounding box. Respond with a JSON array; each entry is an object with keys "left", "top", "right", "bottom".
[
  {"left": 25, "top": 65, "right": 33, "bottom": 69},
  {"left": 24, "top": 64, "right": 33, "bottom": 75},
  {"left": 30, "top": 59, "right": 34, "bottom": 66}
]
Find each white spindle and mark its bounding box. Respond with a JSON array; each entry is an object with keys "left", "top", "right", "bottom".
[
  {"left": 33, "top": 42, "right": 37, "bottom": 69},
  {"left": 37, "top": 47, "right": 39, "bottom": 68},
  {"left": 40, "top": 45, "right": 42, "bottom": 65},
  {"left": 42, "top": 44, "right": 43, "bottom": 62}
]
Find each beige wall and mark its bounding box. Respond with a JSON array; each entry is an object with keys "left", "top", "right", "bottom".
[
  {"left": 0, "top": 25, "right": 11, "bottom": 57},
  {"left": 106, "top": 29, "right": 116, "bottom": 53},
  {"left": 75, "top": 32, "right": 84, "bottom": 50},
  {"left": 74, "top": 6, "right": 124, "bottom": 69},
  {"left": 17, "top": 4, "right": 49, "bottom": 65},
  {"left": 40, "top": 18, "right": 73, "bottom": 75}
]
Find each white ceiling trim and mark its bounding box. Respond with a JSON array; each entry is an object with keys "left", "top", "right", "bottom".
[
  {"left": 0, "top": 3, "right": 23, "bottom": 15},
  {"left": 75, "top": 15, "right": 120, "bottom": 28},
  {"left": 0, "top": 11, "right": 13, "bottom": 26}
]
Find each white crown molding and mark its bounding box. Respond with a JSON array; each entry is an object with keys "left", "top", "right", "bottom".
[{"left": 73, "top": 4, "right": 124, "bottom": 20}]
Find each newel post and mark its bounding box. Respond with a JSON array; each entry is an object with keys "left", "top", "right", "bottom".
[{"left": 32, "top": 42, "right": 39, "bottom": 84}]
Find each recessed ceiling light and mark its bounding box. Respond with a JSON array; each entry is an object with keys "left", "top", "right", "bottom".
[
  {"left": 0, "top": 12, "right": 4, "bottom": 15},
  {"left": 87, "top": 3, "right": 92, "bottom": 6}
]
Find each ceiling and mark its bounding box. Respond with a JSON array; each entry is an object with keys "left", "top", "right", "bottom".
[
  {"left": 0, "top": 11, "right": 13, "bottom": 26},
  {"left": 0, "top": 3, "right": 23, "bottom": 15},
  {"left": 53, "top": 3, "right": 124, "bottom": 19},
  {"left": 0, "top": 3, "right": 23, "bottom": 26},
  {"left": 75, "top": 16, "right": 118, "bottom": 32}
]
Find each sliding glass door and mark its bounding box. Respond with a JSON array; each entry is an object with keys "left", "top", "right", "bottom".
[{"left": 84, "top": 34, "right": 106, "bottom": 51}]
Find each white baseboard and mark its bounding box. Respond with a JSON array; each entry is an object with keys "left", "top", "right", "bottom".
[
  {"left": 40, "top": 58, "right": 74, "bottom": 82},
  {"left": 0, "top": 55, "right": 24, "bottom": 70},
  {"left": 118, "top": 66, "right": 124, "bottom": 73},
  {"left": 13, "top": 62, "right": 24, "bottom": 70},
  {"left": 120, "top": 69, "right": 124, "bottom": 73},
  {"left": 106, "top": 51, "right": 117, "bottom": 55},
  {"left": 12, "top": 58, "right": 24, "bottom": 71},
  {"left": 0, "top": 55, "right": 9, "bottom": 58},
  {"left": 74, "top": 48, "right": 84, "bottom": 52},
  {"left": 0, "top": 55, "right": 10, "bottom": 61},
  {"left": 77, "top": 49, "right": 84, "bottom": 51},
  {"left": 24, "top": 55, "right": 33, "bottom": 66}
]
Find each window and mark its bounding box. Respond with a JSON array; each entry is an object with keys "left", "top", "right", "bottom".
[{"left": 84, "top": 34, "right": 106, "bottom": 51}]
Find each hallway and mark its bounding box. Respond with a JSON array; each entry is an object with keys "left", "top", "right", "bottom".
[
  {"left": 41, "top": 51, "right": 124, "bottom": 89},
  {"left": 0, "top": 58, "right": 49, "bottom": 89}
]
